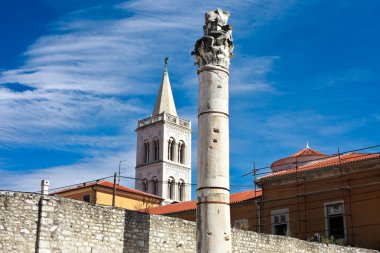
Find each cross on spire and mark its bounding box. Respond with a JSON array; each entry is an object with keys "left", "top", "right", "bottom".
[{"left": 164, "top": 57, "right": 169, "bottom": 73}]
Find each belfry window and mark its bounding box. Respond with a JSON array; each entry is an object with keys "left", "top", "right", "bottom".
[
  {"left": 153, "top": 139, "right": 159, "bottom": 161},
  {"left": 178, "top": 141, "right": 186, "bottom": 164},
  {"left": 151, "top": 177, "right": 158, "bottom": 195},
  {"left": 142, "top": 179, "right": 148, "bottom": 192},
  {"left": 168, "top": 138, "right": 175, "bottom": 161},
  {"left": 178, "top": 179, "right": 185, "bottom": 201},
  {"left": 143, "top": 141, "right": 150, "bottom": 163},
  {"left": 168, "top": 177, "right": 175, "bottom": 199}
]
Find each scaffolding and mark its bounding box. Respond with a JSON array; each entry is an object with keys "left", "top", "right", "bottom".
[{"left": 249, "top": 146, "right": 380, "bottom": 247}]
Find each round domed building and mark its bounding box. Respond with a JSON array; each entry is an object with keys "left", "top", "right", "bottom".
[{"left": 271, "top": 143, "right": 329, "bottom": 173}]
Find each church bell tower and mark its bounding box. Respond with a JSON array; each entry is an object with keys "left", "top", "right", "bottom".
[{"left": 135, "top": 59, "right": 191, "bottom": 205}]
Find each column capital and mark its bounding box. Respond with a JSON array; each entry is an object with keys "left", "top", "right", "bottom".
[{"left": 192, "top": 8, "right": 234, "bottom": 71}]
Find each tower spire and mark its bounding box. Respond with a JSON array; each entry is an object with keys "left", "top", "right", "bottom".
[{"left": 152, "top": 57, "right": 177, "bottom": 116}]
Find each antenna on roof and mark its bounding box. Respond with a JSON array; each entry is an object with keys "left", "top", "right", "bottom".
[{"left": 306, "top": 142, "right": 310, "bottom": 149}]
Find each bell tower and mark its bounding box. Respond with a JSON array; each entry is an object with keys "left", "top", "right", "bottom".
[{"left": 135, "top": 59, "right": 192, "bottom": 205}]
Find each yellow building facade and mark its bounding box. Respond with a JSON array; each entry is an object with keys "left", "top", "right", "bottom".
[{"left": 53, "top": 180, "right": 163, "bottom": 211}]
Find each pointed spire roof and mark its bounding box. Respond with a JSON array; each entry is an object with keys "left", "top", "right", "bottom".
[{"left": 152, "top": 58, "right": 177, "bottom": 116}]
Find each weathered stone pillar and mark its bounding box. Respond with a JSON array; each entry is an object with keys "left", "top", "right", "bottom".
[
  {"left": 192, "top": 8, "right": 234, "bottom": 253},
  {"left": 173, "top": 142, "right": 179, "bottom": 163}
]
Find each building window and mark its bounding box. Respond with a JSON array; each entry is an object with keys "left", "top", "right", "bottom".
[
  {"left": 178, "top": 141, "right": 186, "bottom": 164},
  {"left": 143, "top": 141, "right": 150, "bottom": 163},
  {"left": 271, "top": 208, "right": 289, "bottom": 236},
  {"left": 153, "top": 139, "right": 159, "bottom": 161},
  {"left": 325, "top": 201, "right": 346, "bottom": 239},
  {"left": 178, "top": 179, "right": 185, "bottom": 201},
  {"left": 83, "top": 194, "right": 91, "bottom": 203},
  {"left": 168, "top": 138, "right": 175, "bottom": 161},
  {"left": 151, "top": 177, "right": 158, "bottom": 195},
  {"left": 168, "top": 177, "right": 175, "bottom": 199}
]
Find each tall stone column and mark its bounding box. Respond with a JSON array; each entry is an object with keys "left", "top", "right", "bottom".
[{"left": 192, "top": 8, "right": 234, "bottom": 253}]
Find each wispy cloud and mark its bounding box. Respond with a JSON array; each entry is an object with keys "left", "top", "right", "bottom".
[
  {"left": 261, "top": 111, "right": 363, "bottom": 137},
  {"left": 0, "top": 0, "right": 297, "bottom": 191},
  {"left": 0, "top": 88, "right": 144, "bottom": 150},
  {"left": 230, "top": 56, "right": 279, "bottom": 94},
  {"left": 0, "top": 150, "right": 136, "bottom": 192}
]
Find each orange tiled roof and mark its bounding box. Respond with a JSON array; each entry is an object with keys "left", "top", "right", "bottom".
[
  {"left": 148, "top": 189, "right": 262, "bottom": 215},
  {"left": 290, "top": 147, "right": 327, "bottom": 157},
  {"left": 148, "top": 200, "right": 197, "bottom": 215},
  {"left": 52, "top": 180, "right": 163, "bottom": 200},
  {"left": 259, "top": 152, "right": 379, "bottom": 181}
]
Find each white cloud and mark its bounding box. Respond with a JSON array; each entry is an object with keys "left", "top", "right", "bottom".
[
  {"left": 0, "top": 0, "right": 297, "bottom": 191},
  {"left": 230, "top": 56, "right": 279, "bottom": 94},
  {"left": 0, "top": 150, "right": 136, "bottom": 192},
  {"left": 0, "top": 88, "right": 144, "bottom": 150}
]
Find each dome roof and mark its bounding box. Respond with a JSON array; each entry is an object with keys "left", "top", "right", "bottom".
[
  {"left": 289, "top": 146, "right": 326, "bottom": 157},
  {"left": 270, "top": 143, "right": 328, "bottom": 173}
]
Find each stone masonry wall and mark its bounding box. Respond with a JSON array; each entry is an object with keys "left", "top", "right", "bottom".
[
  {"left": 0, "top": 192, "right": 39, "bottom": 253},
  {"left": 232, "top": 229, "right": 378, "bottom": 253},
  {"left": 0, "top": 191, "right": 378, "bottom": 253}
]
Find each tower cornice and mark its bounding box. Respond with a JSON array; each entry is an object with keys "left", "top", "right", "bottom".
[{"left": 136, "top": 112, "right": 191, "bottom": 131}]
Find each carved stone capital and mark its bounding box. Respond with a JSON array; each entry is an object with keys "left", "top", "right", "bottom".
[{"left": 192, "top": 8, "right": 234, "bottom": 70}]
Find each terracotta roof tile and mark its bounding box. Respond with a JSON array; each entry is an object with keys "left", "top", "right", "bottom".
[
  {"left": 230, "top": 189, "right": 262, "bottom": 204},
  {"left": 259, "top": 153, "right": 379, "bottom": 181},
  {"left": 52, "top": 180, "right": 163, "bottom": 200},
  {"left": 148, "top": 200, "right": 197, "bottom": 215},
  {"left": 290, "top": 147, "right": 327, "bottom": 157},
  {"left": 147, "top": 190, "right": 262, "bottom": 215}
]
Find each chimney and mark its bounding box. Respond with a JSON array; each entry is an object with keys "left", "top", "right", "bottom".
[{"left": 40, "top": 179, "right": 49, "bottom": 195}]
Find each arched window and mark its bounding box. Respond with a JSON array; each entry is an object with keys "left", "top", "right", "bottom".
[
  {"left": 168, "top": 177, "right": 175, "bottom": 200},
  {"left": 151, "top": 176, "right": 158, "bottom": 195},
  {"left": 143, "top": 141, "right": 150, "bottom": 163},
  {"left": 178, "top": 141, "right": 186, "bottom": 164},
  {"left": 168, "top": 138, "right": 175, "bottom": 161},
  {"left": 153, "top": 139, "right": 159, "bottom": 161},
  {"left": 142, "top": 179, "right": 148, "bottom": 192},
  {"left": 178, "top": 179, "right": 185, "bottom": 201}
]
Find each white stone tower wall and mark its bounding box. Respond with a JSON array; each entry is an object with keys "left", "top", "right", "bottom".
[
  {"left": 135, "top": 124, "right": 164, "bottom": 166},
  {"left": 135, "top": 65, "right": 192, "bottom": 204},
  {"left": 162, "top": 121, "right": 192, "bottom": 202}
]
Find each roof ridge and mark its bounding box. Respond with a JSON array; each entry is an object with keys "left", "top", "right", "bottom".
[
  {"left": 147, "top": 190, "right": 262, "bottom": 215},
  {"left": 299, "top": 152, "right": 357, "bottom": 168},
  {"left": 52, "top": 180, "right": 163, "bottom": 200},
  {"left": 258, "top": 152, "right": 378, "bottom": 181}
]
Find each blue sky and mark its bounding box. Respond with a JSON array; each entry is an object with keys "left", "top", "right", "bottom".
[{"left": 0, "top": 0, "right": 379, "bottom": 195}]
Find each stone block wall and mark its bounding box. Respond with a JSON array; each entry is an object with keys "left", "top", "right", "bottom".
[
  {"left": 149, "top": 214, "right": 196, "bottom": 252},
  {"left": 232, "top": 229, "right": 378, "bottom": 253},
  {"left": 0, "top": 191, "right": 378, "bottom": 253},
  {"left": 0, "top": 192, "right": 39, "bottom": 252}
]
